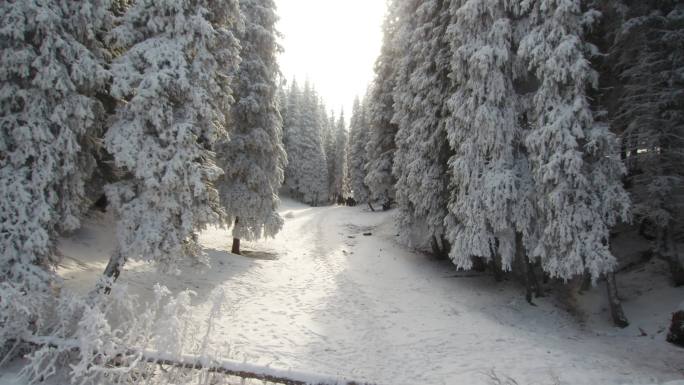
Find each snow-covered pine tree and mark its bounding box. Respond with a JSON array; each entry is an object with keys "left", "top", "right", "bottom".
[
  {"left": 518, "top": 0, "right": 630, "bottom": 282},
  {"left": 443, "top": 0, "right": 535, "bottom": 276},
  {"left": 215, "top": 0, "right": 287, "bottom": 256},
  {"left": 282, "top": 80, "right": 329, "bottom": 206},
  {"left": 282, "top": 78, "right": 304, "bottom": 200},
  {"left": 298, "top": 82, "right": 329, "bottom": 206},
  {"left": 103, "top": 0, "right": 242, "bottom": 278},
  {"left": 605, "top": 2, "right": 684, "bottom": 285},
  {"left": 324, "top": 109, "right": 337, "bottom": 202},
  {"left": 392, "top": 0, "right": 456, "bottom": 255},
  {"left": 348, "top": 97, "right": 371, "bottom": 204},
  {"left": 277, "top": 80, "right": 288, "bottom": 126},
  {"left": 365, "top": 0, "right": 400, "bottom": 209},
  {"left": 0, "top": 0, "right": 111, "bottom": 349},
  {"left": 331, "top": 110, "right": 349, "bottom": 200}
]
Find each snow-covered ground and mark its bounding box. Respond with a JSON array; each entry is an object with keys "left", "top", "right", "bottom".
[{"left": 10, "top": 199, "right": 683, "bottom": 385}]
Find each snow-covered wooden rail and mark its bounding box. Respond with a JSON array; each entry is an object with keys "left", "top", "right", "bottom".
[
  {"left": 140, "top": 350, "right": 372, "bottom": 385},
  {"left": 13, "top": 338, "right": 372, "bottom": 385}
]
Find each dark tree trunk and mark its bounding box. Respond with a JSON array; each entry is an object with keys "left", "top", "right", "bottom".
[
  {"left": 661, "top": 228, "right": 684, "bottom": 287},
  {"left": 232, "top": 238, "right": 241, "bottom": 255},
  {"left": 431, "top": 236, "right": 450, "bottom": 260},
  {"left": 517, "top": 232, "right": 540, "bottom": 305},
  {"left": 471, "top": 256, "right": 487, "bottom": 272},
  {"left": 367, "top": 201, "right": 375, "bottom": 212},
  {"left": 491, "top": 254, "right": 504, "bottom": 282},
  {"left": 667, "top": 310, "right": 684, "bottom": 347},
  {"left": 100, "top": 248, "right": 126, "bottom": 294},
  {"left": 231, "top": 217, "right": 241, "bottom": 255},
  {"left": 579, "top": 271, "right": 592, "bottom": 293},
  {"left": 606, "top": 272, "right": 629, "bottom": 328},
  {"left": 666, "top": 257, "right": 684, "bottom": 287}
]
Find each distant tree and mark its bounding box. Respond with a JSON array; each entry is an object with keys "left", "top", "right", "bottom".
[
  {"left": 348, "top": 97, "right": 371, "bottom": 204},
  {"left": 331, "top": 110, "right": 349, "bottom": 200},
  {"left": 324, "top": 109, "right": 337, "bottom": 202},
  {"left": 300, "top": 83, "right": 330, "bottom": 205},
  {"left": 103, "top": 0, "right": 242, "bottom": 280},
  {"left": 365, "top": 0, "right": 400, "bottom": 209},
  {"left": 216, "top": 0, "right": 287, "bottom": 255},
  {"left": 282, "top": 79, "right": 303, "bottom": 199},
  {"left": 282, "top": 80, "right": 329, "bottom": 206}
]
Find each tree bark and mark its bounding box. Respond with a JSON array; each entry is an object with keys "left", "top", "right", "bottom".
[
  {"left": 662, "top": 228, "right": 684, "bottom": 286},
  {"left": 431, "top": 236, "right": 450, "bottom": 260},
  {"left": 100, "top": 248, "right": 126, "bottom": 294},
  {"left": 231, "top": 217, "right": 241, "bottom": 255},
  {"left": 606, "top": 272, "right": 629, "bottom": 328},
  {"left": 471, "top": 256, "right": 487, "bottom": 272},
  {"left": 517, "top": 232, "right": 539, "bottom": 305},
  {"left": 667, "top": 310, "right": 684, "bottom": 347},
  {"left": 491, "top": 254, "right": 503, "bottom": 282},
  {"left": 666, "top": 257, "right": 684, "bottom": 287},
  {"left": 232, "top": 238, "right": 241, "bottom": 255}
]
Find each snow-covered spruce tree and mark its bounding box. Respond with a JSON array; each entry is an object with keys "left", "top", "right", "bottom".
[
  {"left": 443, "top": 0, "right": 536, "bottom": 283},
  {"left": 392, "top": 0, "right": 455, "bottom": 256},
  {"left": 348, "top": 97, "right": 371, "bottom": 204},
  {"left": 0, "top": 0, "right": 110, "bottom": 347},
  {"left": 298, "top": 83, "right": 330, "bottom": 206},
  {"left": 215, "top": 0, "right": 287, "bottom": 255},
  {"left": 324, "top": 109, "right": 337, "bottom": 202},
  {"left": 605, "top": 2, "right": 684, "bottom": 285},
  {"left": 282, "top": 79, "right": 303, "bottom": 200},
  {"left": 282, "top": 80, "right": 329, "bottom": 206},
  {"left": 103, "top": 0, "right": 242, "bottom": 279},
  {"left": 518, "top": 0, "right": 630, "bottom": 283},
  {"left": 331, "top": 110, "right": 349, "bottom": 200},
  {"left": 365, "top": 0, "right": 400, "bottom": 209}
]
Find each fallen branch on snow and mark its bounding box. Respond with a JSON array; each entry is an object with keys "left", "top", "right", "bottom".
[
  {"left": 139, "top": 349, "right": 372, "bottom": 385},
  {"left": 11, "top": 337, "right": 373, "bottom": 385}
]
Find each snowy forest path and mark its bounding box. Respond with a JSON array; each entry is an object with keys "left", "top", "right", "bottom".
[
  {"left": 195, "top": 200, "right": 682, "bottom": 385},
  {"left": 57, "top": 200, "right": 683, "bottom": 385}
]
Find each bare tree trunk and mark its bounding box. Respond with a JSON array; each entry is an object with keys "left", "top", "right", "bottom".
[
  {"left": 100, "top": 248, "right": 126, "bottom": 294},
  {"left": 231, "top": 217, "right": 241, "bottom": 255},
  {"left": 431, "top": 236, "right": 450, "bottom": 260},
  {"left": 666, "top": 256, "right": 684, "bottom": 287},
  {"left": 667, "top": 310, "right": 684, "bottom": 347},
  {"left": 606, "top": 272, "right": 629, "bottom": 328},
  {"left": 579, "top": 271, "right": 592, "bottom": 293},
  {"left": 471, "top": 256, "right": 487, "bottom": 272},
  {"left": 517, "top": 232, "right": 538, "bottom": 305},
  {"left": 232, "top": 238, "right": 240, "bottom": 255},
  {"left": 531, "top": 261, "right": 543, "bottom": 299},
  {"left": 367, "top": 201, "right": 375, "bottom": 212},
  {"left": 663, "top": 228, "right": 684, "bottom": 286},
  {"left": 491, "top": 254, "right": 503, "bottom": 282}
]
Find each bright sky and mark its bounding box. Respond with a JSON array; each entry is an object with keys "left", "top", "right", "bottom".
[{"left": 275, "top": 0, "right": 386, "bottom": 124}]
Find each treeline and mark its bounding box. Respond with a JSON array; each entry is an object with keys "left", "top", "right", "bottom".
[
  {"left": 278, "top": 80, "right": 351, "bottom": 206},
  {"left": 347, "top": 0, "right": 683, "bottom": 323},
  {"left": 1, "top": 0, "right": 286, "bottom": 350}
]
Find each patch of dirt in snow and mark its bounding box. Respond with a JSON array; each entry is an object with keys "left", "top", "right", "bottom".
[{"left": 240, "top": 249, "right": 279, "bottom": 261}]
